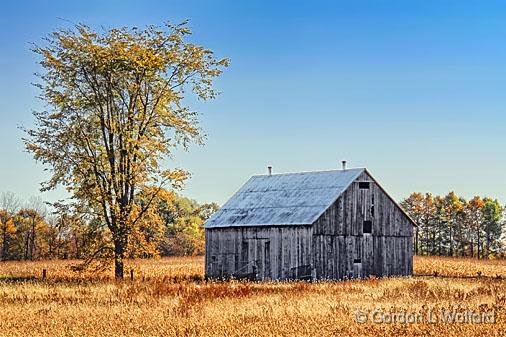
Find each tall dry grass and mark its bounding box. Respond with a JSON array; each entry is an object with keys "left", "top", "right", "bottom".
[
  {"left": 0, "top": 256, "right": 203, "bottom": 282},
  {"left": 414, "top": 255, "right": 506, "bottom": 278},
  {"left": 0, "top": 256, "right": 504, "bottom": 336}
]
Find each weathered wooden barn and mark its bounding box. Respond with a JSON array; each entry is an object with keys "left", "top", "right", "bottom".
[{"left": 204, "top": 167, "right": 415, "bottom": 281}]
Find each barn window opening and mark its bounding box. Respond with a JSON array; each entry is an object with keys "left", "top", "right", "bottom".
[
  {"left": 354, "top": 258, "right": 361, "bottom": 264},
  {"left": 371, "top": 193, "right": 375, "bottom": 217},
  {"left": 363, "top": 220, "right": 372, "bottom": 234},
  {"left": 359, "top": 182, "right": 370, "bottom": 189}
]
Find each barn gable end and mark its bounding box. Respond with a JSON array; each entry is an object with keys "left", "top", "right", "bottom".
[{"left": 312, "top": 170, "right": 413, "bottom": 279}]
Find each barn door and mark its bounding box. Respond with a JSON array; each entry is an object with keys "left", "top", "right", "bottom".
[
  {"left": 362, "top": 233, "right": 374, "bottom": 276},
  {"left": 236, "top": 239, "right": 256, "bottom": 280},
  {"left": 256, "top": 239, "right": 271, "bottom": 280},
  {"left": 345, "top": 236, "right": 362, "bottom": 279},
  {"left": 353, "top": 236, "right": 362, "bottom": 278},
  {"left": 264, "top": 241, "right": 271, "bottom": 280}
]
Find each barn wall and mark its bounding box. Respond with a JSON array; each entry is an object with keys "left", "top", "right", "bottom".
[
  {"left": 205, "top": 226, "right": 313, "bottom": 280},
  {"left": 312, "top": 171, "right": 413, "bottom": 279}
]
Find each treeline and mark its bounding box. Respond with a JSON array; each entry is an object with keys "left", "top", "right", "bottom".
[
  {"left": 0, "top": 190, "right": 218, "bottom": 261},
  {"left": 3, "top": 189, "right": 505, "bottom": 261},
  {"left": 401, "top": 192, "right": 505, "bottom": 259}
]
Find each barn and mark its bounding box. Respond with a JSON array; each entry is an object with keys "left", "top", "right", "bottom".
[{"left": 204, "top": 166, "right": 415, "bottom": 281}]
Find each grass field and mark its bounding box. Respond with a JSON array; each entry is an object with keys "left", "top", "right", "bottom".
[{"left": 0, "top": 256, "right": 505, "bottom": 337}]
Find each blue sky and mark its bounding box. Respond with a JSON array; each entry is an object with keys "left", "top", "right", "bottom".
[{"left": 1, "top": 0, "right": 505, "bottom": 205}]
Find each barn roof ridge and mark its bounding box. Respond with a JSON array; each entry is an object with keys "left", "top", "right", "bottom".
[{"left": 252, "top": 167, "right": 365, "bottom": 177}]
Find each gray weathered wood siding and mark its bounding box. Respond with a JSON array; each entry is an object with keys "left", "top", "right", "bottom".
[
  {"left": 312, "top": 171, "right": 413, "bottom": 279},
  {"left": 204, "top": 170, "right": 413, "bottom": 281},
  {"left": 205, "top": 226, "right": 313, "bottom": 280}
]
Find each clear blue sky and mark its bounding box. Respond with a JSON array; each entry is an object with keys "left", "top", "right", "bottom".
[{"left": 1, "top": 0, "right": 505, "bottom": 205}]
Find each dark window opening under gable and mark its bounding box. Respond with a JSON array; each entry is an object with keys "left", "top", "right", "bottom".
[
  {"left": 359, "top": 182, "right": 370, "bottom": 189},
  {"left": 363, "top": 220, "right": 372, "bottom": 234}
]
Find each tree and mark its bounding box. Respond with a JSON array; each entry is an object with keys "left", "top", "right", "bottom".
[
  {"left": 0, "top": 210, "right": 16, "bottom": 260},
  {"left": 14, "top": 208, "right": 48, "bottom": 260},
  {"left": 400, "top": 192, "right": 424, "bottom": 255},
  {"left": 126, "top": 186, "right": 168, "bottom": 258},
  {"left": 401, "top": 191, "right": 506, "bottom": 259},
  {"left": 441, "top": 192, "right": 463, "bottom": 257},
  {"left": 420, "top": 193, "right": 436, "bottom": 255},
  {"left": 481, "top": 198, "right": 503, "bottom": 258},
  {"left": 135, "top": 186, "right": 215, "bottom": 257},
  {"left": 466, "top": 196, "right": 484, "bottom": 258},
  {"left": 24, "top": 22, "right": 229, "bottom": 278},
  {"left": 0, "top": 192, "right": 20, "bottom": 260}
]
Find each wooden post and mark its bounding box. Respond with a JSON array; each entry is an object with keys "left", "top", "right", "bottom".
[
  {"left": 130, "top": 269, "right": 134, "bottom": 281},
  {"left": 42, "top": 269, "right": 47, "bottom": 280}
]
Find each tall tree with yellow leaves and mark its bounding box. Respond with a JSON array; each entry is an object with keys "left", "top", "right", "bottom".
[
  {"left": 0, "top": 192, "right": 20, "bottom": 260},
  {"left": 466, "top": 196, "right": 485, "bottom": 258},
  {"left": 24, "top": 22, "right": 229, "bottom": 278},
  {"left": 0, "top": 210, "right": 16, "bottom": 260}
]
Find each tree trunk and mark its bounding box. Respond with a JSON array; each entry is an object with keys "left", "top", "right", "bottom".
[
  {"left": 437, "top": 231, "right": 443, "bottom": 256},
  {"left": 24, "top": 233, "right": 30, "bottom": 260},
  {"left": 414, "top": 227, "right": 419, "bottom": 255},
  {"left": 449, "top": 227, "right": 453, "bottom": 257},
  {"left": 1, "top": 227, "right": 7, "bottom": 260},
  {"left": 114, "top": 239, "right": 125, "bottom": 279},
  {"left": 425, "top": 228, "right": 429, "bottom": 256},
  {"left": 74, "top": 234, "right": 80, "bottom": 259},
  {"left": 486, "top": 233, "right": 490, "bottom": 259},
  {"left": 477, "top": 230, "right": 481, "bottom": 259},
  {"left": 30, "top": 220, "right": 36, "bottom": 260}
]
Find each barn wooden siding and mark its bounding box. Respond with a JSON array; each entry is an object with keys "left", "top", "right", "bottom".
[
  {"left": 205, "top": 169, "right": 413, "bottom": 281},
  {"left": 205, "top": 226, "right": 313, "bottom": 280},
  {"left": 312, "top": 171, "right": 413, "bottom": 279}
]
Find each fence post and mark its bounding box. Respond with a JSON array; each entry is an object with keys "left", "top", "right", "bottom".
[{"left": 130, "top": 269, "right": 134, "bottom": 281}]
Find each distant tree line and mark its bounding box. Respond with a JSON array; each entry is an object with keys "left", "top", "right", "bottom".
[
  {"left": 401, "top": 192, "right": 505, "bottom": 259},
  {"left": 0, "top": 190, "right": 218, "bottom": 261},
  {"left": 3, "top": 188, "right": 504, "bottom": 261}
]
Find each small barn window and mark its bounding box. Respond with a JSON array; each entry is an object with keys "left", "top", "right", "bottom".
[
  {"left": 359, "top": 182, "right": 370, "bottom": 189},
  {"left": 363, "top": 220, "right": 372, "bottom": 234},
  {"left": 354, "top": 258, "right": 361, "bottom": 264},
  {"left": 370, "top": 193, "right": 375, "bottom": 217}
]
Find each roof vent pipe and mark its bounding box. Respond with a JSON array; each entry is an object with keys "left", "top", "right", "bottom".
[
  {"left": 341, "top": 160, "right": 347, "bottom": 170},
  {"left": 268, "top": 166, "right": 272, "bottom": 176}
]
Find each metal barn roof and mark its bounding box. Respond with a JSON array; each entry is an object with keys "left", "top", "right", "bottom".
[{"left": 203, "top": 168, "right": 364, "bottom": 228}]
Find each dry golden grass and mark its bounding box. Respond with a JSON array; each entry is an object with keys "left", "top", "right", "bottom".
[
  {"left": 0, "top": 256, "right": 505, "bottom": 337},
  {"left": 414, "top": 255, "right": 506, "bottom": 278},
  {"left": 0, "top": 256, "right": 204, "bottom": 282}
]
